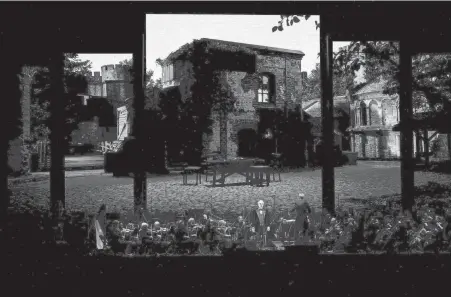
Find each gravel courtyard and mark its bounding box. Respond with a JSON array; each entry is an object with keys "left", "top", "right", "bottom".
[{"left": 10, "top": 161, "right": 451, "bottom": 221}]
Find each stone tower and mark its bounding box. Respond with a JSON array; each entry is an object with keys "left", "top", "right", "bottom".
[{"left": 101, "top": 64, "right": 133, "bottom": 110}]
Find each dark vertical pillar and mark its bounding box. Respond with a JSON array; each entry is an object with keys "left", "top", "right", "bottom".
[
  {"left": 319, "top": 17, "right": 335, "bottom": 214},
  {"left": 132, "top": 14, "right": 147, "bottom": 216},
  {"left": 49, "top": 51, "right": 66, "bottom": 217},
  {"left": 415, "top": 130, "right": 421, "bottom": 161},
  {"left": 423, "top": 130, "right": 430, "bottom": 168},
  {"left": 219, "top": 111, "right": 228, "bottom": 159},
  {"left": 399, "top": 39, "right": 414, "bottom": 211},
  {"left": 0, "top": 35, "right": 23, "bottom": 221}
]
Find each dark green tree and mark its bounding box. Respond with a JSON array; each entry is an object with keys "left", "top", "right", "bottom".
[
  {"left": 301, "top": 62, "right": 356, "bottom": 102},
  {"left": 275, "top": 15, "right": 451, "bottom": 211},
  {"left": 31, "top": 53, "right": 92, "bottom": 148}
]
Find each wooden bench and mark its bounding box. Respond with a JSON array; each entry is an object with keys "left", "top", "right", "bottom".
[
  {"left": 247, "top": 165, "right": 272, "bottom": 187},
  {"left": 182, "top": 166, "right": 202, "bottom": 185}
]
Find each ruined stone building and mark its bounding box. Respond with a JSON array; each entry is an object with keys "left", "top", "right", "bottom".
[
  {"left": 159, "top": 38, "right": 305, "bottom": 159},
  {"left": 348, "top": 78, "right": 449, "bottom": 160},
  {"left": 8, "top": 64, "right": 132, "bottom": 174},
  {"left": 71, "top": 64, "right": 133, "bottom": 146}
]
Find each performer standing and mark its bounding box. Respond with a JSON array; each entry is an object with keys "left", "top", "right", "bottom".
[
  {"left": 291, "top": 193, "right": 312, "bottom": 243},
  {"left": 250, "top": 200, "right": 271, "bottom": 247}
]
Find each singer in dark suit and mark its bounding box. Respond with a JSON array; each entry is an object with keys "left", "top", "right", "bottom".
[{"left": 249, "top": 200, "right": 272, "bottom": 246}]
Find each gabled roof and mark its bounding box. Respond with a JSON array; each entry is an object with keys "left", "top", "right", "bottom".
[
  {"left": 164, "top": 38, "right": 305, "bottom": 63},
  {"left": 303, "top": 95, "right": 350, "bottom": 118},
  {"left": 354, "top": 78, "right": 389, "bottom": 95},
  {"left": 308, "top": 117, "right": 344, "bottom": 137},
  {"left": 200, "top": 38, "right": 305, "bottom": 56}
]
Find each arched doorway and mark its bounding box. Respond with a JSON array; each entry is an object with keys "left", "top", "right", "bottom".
[{"left": 237, "top": 129, "right": 257, "bottom": 157}]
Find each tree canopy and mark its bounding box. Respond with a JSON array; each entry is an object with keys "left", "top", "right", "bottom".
[
  {"left": 274, "top": 16, "right": 451, "bottom": 116},
  {"left": 301, "top": 62, "right": 356, "bottom": 102},
  {"left": 30, "top": 53, "right": 92, "bottom": 145}
]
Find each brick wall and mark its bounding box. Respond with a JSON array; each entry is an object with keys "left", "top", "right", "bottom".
[
  {"left": 256, "top": 54, "right": 302, "bottom": 110},
  {"left": 106, "top": 81, "right": 133, "bottom": 110},
  {"left": 88, "top": 82, "right": 103, "bottom": 97},
  {"left": 166, "top": 51, "right": 303, "bottom": 159},
  {"left": 204, "top": 53, "right": 302, "bottom": 158},
  {"left": 87, "top": 72, "right": 103, "bottom": 97}
]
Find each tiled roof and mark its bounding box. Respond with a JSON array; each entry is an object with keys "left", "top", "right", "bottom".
[
  {"left": 200, "top": 38, "right": 305, "bottom": 56},
  {"left": 303, "top": 96, "right": 350, "bottom": 118},
  {"left": 308, "top": 117, "right": 343, "bottom": 136},
  {"left": 164, "top": 38, "right": 305, "bottom": 63},
  {"left": 354, "top": 78, "right": 388, "bottom": 95}
]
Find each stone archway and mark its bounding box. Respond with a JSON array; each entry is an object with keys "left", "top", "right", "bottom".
[
  {"left": 237, "top": 128, "right": 258, "bottom": 157},
  {"left": 369, "top": 100, "right": 380, "bottom": 126}
]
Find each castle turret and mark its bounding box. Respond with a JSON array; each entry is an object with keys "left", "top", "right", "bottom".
[{"left": 101, "top": 64, "right": 131, "bottom": 82}]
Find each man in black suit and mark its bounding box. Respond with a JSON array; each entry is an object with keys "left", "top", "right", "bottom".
[{"left": 250, "top": 200, "right": 271, "bottom": 247}]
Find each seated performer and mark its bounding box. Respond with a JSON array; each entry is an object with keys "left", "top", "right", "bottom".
[
  {"left": 249, "top": 200, "right": 271, "bottom": 247},
  {"left": 138, "top": 222, "right": 153, "bottom": 254},
  {"left": 106, "top": 220, "right": 139, "bottom": 255}
]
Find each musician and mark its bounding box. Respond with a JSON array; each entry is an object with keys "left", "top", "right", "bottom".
[
  {"left": 236, "top": 215, "right": 250, "bottom": 241},
  {"left": 250, "top": 200, "right": 271, "bottom": 246},
  {"left": 291, "top": 193, "right": 312, "bottom": 242},
  {"left": 152, "top": 221, "right": 163, "bottom": 240}
]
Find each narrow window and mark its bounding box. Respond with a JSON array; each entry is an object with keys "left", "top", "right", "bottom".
[
  {"left": 257, "top": 74, "right": 274, "bottom": 103},
  {"left": 360, "top": 101, "right": 367, "bottom": 126}
]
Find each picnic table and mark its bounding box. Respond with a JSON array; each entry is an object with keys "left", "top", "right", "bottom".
[{"left": 204, "top": 157, "right": 267, "bottom": 186}]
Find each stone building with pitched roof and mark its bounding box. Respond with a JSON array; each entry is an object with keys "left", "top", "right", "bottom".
[
  {"left": 302, "top": 95, "right": 351, "bottom": 151},
  {"left": 348, "top": 78, "right": 449, "bottom": 160}
]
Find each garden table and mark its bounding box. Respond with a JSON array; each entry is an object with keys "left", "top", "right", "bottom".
[{"left": 206, "top": 157, "right": 266, "bottom": 186}]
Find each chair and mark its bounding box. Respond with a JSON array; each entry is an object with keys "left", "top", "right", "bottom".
[
  {"left": 270, "top": 153, "right": 283, "bottom": 182},
  {"left": 247, "top": 165, "right": 271, "bottom": 187},
  {"left": 201, "top": 151, "right": 222, "bottom": 182},
  {"left": 182, "top": 166, "right": 202, "bottom": 185}
]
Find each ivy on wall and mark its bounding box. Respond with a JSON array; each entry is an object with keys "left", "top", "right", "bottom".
[{"left": 163, "top": 39, "right": 257, "bottom": 164}]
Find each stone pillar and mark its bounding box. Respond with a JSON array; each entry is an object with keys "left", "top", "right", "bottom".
[{"left": 0, "top": 43, "right": 23, "bottom": 220}]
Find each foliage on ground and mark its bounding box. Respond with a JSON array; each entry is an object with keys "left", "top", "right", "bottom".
[{"left": 3, "top": 182, "right": 451, "bottom": 257}]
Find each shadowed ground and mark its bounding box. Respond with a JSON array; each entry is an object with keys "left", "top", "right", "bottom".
[{"left": 10, "top": 161, "right": 451, "bottom": 222}]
